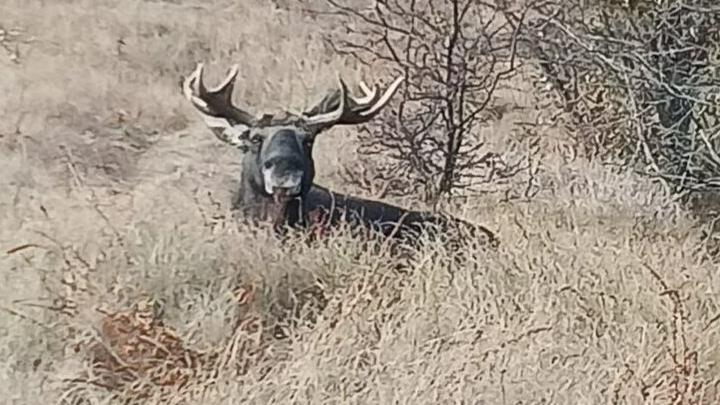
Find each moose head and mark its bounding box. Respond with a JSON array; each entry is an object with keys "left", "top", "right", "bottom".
[{"left": 182, "top": 63, "right": 403, "bottom": 229}]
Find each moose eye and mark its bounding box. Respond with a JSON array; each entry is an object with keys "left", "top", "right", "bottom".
[{"left": 250, "top": 134, "right": 263, "bottom": 144}]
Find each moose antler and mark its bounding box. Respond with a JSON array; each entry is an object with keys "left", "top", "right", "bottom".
[
  {"left": 182, "top": 63, "right": 258, "bottom": 146},
  {"left": 302, "top": 74, "right": 405, "bottom": 130},
  {"left": 183, "top": 62, "right": 404, "bottom": 141},
  {"left": 183, "top": 63, "right": 257, "bottom": 125}
]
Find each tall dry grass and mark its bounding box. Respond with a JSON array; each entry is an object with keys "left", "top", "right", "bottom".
[{"left": 1, "top": 1, "right": 720, "bottom": 404}]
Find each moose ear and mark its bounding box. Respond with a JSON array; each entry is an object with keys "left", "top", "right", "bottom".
[{"left": 221, "top": 124, "right": 252, "bottom": 151}]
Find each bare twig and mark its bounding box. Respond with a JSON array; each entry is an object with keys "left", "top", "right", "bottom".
[{"left": 318, "top": 0, "right": 535, "bottom": 203}]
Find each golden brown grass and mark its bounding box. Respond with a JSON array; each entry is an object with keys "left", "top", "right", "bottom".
[{"left": 2, "top": 1, "right": 720, "bottom": 404}]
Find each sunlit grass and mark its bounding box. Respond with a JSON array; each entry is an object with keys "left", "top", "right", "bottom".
[{"left": 1, "top": 1, "right": 719, "bottom": 404}]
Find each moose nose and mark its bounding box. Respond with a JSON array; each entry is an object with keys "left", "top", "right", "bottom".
[{"left": 263, "top": 156, "right": 303, "bottom": 173}]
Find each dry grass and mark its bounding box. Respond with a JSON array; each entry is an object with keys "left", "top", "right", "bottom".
[{"left": 2, "top": 1, "right": 720, "bottom": 404}]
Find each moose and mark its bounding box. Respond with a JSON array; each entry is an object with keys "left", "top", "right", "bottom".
[{"left": 182, "top": 63, "right": 498, "bottom": 251}]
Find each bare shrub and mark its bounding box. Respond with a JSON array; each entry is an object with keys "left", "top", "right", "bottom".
[
  {"left": 522, "top": 0, "right": 720, "bottom": 196},
  {"left": 309, "top": 0, "right": 536, "bottom": 204}
]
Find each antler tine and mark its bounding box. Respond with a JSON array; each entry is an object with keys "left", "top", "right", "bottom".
[
  {"left": 302, "top": 74, "right": 404, "bottom": 129},
  {"left": 353, "top": 81, "right": 378, "bottom": 104},
  {"left": 182, "top": 63, "right": 209, "bottom": 111},
  {"left": 303, "top": 74, "right": 347, "bottom": 126},
  {"left": 356, "top": 76, "right": 404, "bottom": 118},
  {"left": 182, "top": 63, "right": 256, "bottom": 126},
  {"left": 207, "top": 63, "right": 239, "bottom": 96}
]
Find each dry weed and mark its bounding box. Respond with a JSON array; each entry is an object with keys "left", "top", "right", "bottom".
[{"left": 60, "top": 285, "right": 262, "bottom": 404}]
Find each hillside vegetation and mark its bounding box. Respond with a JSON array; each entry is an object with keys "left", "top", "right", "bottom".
[{"left": 1, "top": 1, "right": 719, "bottom": 404}]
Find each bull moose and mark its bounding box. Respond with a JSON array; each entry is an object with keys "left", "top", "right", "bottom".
[{"left": 182, "top": 63, "right": 498, "bottom": 251}]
